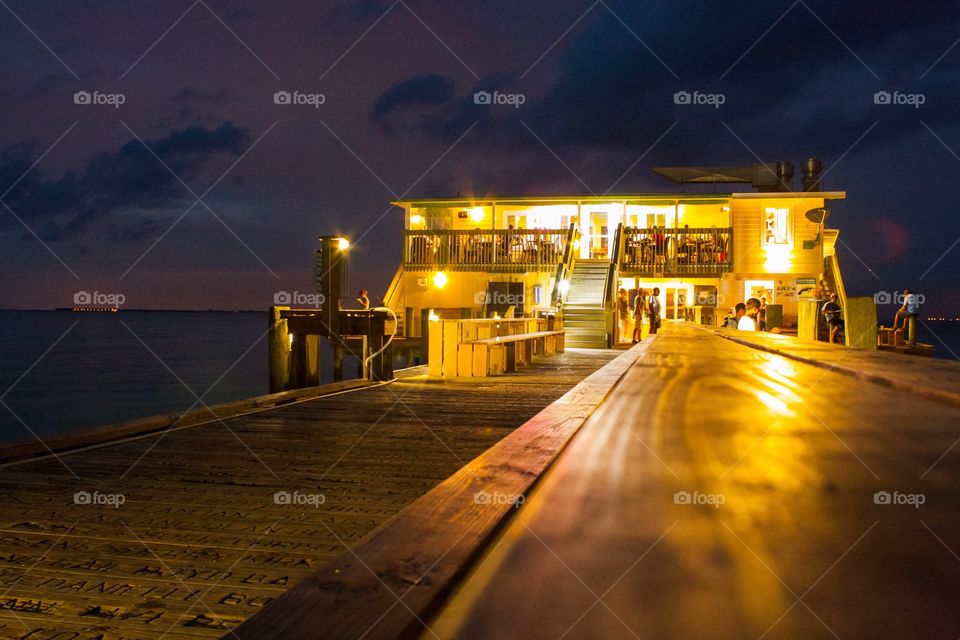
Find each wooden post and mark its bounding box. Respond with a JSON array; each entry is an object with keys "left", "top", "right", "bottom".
[
  {"left": 268, "top": 306, "right": 291, "bottom": 393},
  {"left": 333, "top": 338, "right": 345, "bottom": 382}
]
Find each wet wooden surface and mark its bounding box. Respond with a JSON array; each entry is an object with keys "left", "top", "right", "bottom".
[
  {"left": 425, "top": 323, "right": 960, "bottom": 640},
  {"left": 716, "top": 326, "right": 960, "bottom": 406},
  {"left": 0, "top": 349, "right": 616, "bottom": 640}
]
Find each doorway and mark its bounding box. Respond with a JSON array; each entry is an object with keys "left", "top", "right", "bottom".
[{"left": 584, "top": 211, "right": 609, "bottom": 259}]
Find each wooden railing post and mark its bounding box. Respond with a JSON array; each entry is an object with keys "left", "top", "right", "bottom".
[{"left": 268, "top": 306, "right": 291, "bottom": 393}]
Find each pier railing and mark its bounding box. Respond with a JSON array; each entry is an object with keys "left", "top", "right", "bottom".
[
  {"left": 403, "top": 228, "right": 569, "bottom": 272},
  {"left": 620, "top": 227, "right": 732, "bottom": 275}
]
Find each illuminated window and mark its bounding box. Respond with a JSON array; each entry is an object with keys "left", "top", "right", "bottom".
[{"left": 763, "top": 207, "right": 790, "bottom": 245}]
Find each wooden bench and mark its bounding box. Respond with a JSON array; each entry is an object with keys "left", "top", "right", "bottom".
[{"left": 460, "top": 330, "right": 565, "bottom": 376}]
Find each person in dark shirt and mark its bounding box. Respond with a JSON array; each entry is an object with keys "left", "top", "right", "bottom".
[
  {"left": 357, "top": 289, "right": 370, "bottom": 310},
  {"left": 822, "top": 293, "right": 843, "bottom": 343},
  {"left": 726, "top": 302, "right": 746, "bottom": 329}
]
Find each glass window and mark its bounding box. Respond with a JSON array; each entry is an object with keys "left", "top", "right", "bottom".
[{"left": 763, "top": 207, "right": 790, "bottom": 245}]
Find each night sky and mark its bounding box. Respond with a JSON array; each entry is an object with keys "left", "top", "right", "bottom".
[{"left": 2, "top": 1, "right": 960, "bottom": 314}]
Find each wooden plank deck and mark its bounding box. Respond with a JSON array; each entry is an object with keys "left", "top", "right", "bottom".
[
  {"left": 0, "top": 349, "right": 616, "bottom": 640},
  {"left": 421, "top": 323, "right": 960, "bottom": 639}
]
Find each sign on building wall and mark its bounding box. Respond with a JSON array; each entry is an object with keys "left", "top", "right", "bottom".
[{"left": 776, "top": 279, "right": 797, "bottom": 302}]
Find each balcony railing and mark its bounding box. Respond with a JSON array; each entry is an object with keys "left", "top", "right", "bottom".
[
  {"left": 620, "top": 227, "right": 732, "bottom": 275},
  {"left": 403, "top": 229, "right": 570, "bottom": 272}
]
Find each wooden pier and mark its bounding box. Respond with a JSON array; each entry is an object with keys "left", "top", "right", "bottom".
[
  {"left": 7, "top": 324, "right": 960, "bottom": 639},
  {"left": 236, "top": 323, "right": 960, "bottom": 640},
  {"left": 0, "top": 349, "right": 616, "bottom": 639}
]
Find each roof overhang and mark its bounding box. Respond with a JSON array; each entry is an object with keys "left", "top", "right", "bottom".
[{"left": 392, "top": 191, "right": 846, "bottom": 208}]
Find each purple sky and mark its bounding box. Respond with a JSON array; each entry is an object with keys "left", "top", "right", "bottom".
[{"left": 2, "top": 1, "right": 960, "bottom": 314}]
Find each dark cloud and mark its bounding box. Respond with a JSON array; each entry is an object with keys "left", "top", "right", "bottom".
[
  {"left": 1, "top": 123, "right": 249, "bottom": 242},
  {"left": 173, "top": 88, "right": 230, "bottom": 103},
  {"left": 25, "top": 68, "right": 96, "bottom": 97},
  {"left": 371, "top": 73, "right": 457, "bottom": 133},
  {"left": 316, "top": 0, "right": 393, "bottom": 32},
  {"left": 370, "top": 1, "right": 960, "bottom": 164}
]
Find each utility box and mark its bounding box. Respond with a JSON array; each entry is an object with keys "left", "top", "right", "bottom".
[{"left": 764, "top": 304, "right": 783, "bottom": 331}]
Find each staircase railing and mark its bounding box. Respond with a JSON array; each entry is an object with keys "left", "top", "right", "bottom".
[
  {"left": 602, "top": 223, "right": 625, "bottom": 346},
  {"left": 550, "top": 223, "right": 580, "bottom": 308}
]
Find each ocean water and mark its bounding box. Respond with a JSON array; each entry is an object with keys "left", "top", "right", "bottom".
[
  {"left": 919, "top": 321, "right": 960, "bottom": 360},
  {"left": 0, "top": 310, "right": 365, "bottom": 446}
]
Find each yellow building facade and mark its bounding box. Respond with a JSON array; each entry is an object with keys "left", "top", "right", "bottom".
[{"left": 383, "top": 190, "right": 846, "bottom": 346}]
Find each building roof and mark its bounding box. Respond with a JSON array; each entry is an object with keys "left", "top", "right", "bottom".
[{"left": 392, "top": 192, "right": 846, "bottom": 208}]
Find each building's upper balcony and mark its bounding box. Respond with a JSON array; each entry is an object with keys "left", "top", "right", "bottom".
[
  {"left": 403, "top": 228, "right": 575, "bottom": 272},
  {"left": 620, "top": 226, "right": 732, "bottom": 276}
]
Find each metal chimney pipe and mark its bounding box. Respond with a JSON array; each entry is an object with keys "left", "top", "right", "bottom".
[
  {"left": 776, "top": 161, "right": 795, "bottom": 191},
  {"left": 802, "top": 158, "right": 823, "bottom": 192}
]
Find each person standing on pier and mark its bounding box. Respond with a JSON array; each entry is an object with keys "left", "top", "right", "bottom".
[
  {"left": 617, "top": 288, "right": 631, "bottom": 343},
  {"left": 727, "top": 302, "right": 746, "bottom": 329},
  {"left": 648, "top": 287, "right": 662, "bottom": 335},
  {"left": 633, "top": 288, "right": 646, "bottom": 343},
  {"left": 357, "top": 289, "right": 370, "bottom": 310},
  {"left": 738, "top": 298, "right": 760, "bottom": 331}
]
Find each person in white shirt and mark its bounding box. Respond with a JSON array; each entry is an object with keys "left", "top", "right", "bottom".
[{"left": 738, "top": 298, "right": 761, "bottom": 331}]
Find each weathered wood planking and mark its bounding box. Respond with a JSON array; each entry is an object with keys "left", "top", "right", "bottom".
[
  {"left": 0, "top": 350, "right": 616, "bottom": 639},
  {"left": 230, "top": 344, "right": 644, "bottom": 640},
  {"left": 424, "top": 323, "right": 960, "bottom": 639}
]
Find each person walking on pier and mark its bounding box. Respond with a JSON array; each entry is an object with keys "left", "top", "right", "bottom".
[
  {"left": 648, "top": 287, "right": 662, "bottom": 335},
  {"left": 633, "top": 288, "right": 646, "bottom": 343}
]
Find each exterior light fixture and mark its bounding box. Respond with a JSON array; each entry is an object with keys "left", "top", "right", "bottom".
[
  {"left": 433, "top": 271, "right": 448, "bottom": 288},
  {"left": 337, "top": 238, "right": 350, "bottom": 250}
]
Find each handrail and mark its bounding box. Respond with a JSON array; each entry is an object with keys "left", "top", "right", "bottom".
[
  {"left": 404, "top": 228, "right": 568, "bottom": 272},
  {"left": 551, "top": 223, "right": 579, "bottom": 308},
  {"left": 603, "top": 223, "right": 624, "bottom": 346},
  {"left": 620, "top": 226, "right": 732, "bottom": 275}
]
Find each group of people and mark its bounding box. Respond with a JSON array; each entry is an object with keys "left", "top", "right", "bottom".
[
  {"left": 617, "top": 287, "right": 662, "bottom": 344},
  {"left": 725, "top": 297, "right": 766, "bottom": 332}
]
